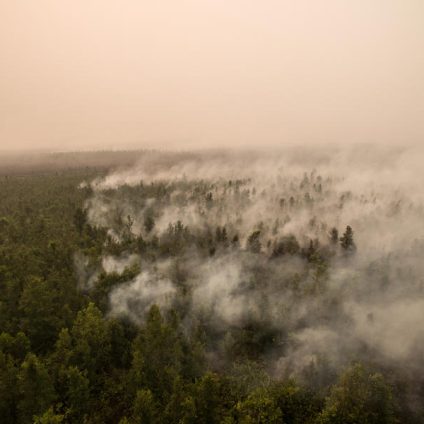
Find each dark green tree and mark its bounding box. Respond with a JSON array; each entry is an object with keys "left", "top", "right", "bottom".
[
  {"left": 73, "top": 208, "right": 87, "bottom": 235},
  {"left": 17, "top": 353, "right": 56, "bottom": 424},
  {"left": 340, "top": 226, "right": 356, "bottom": 252},
  {"left": 132, "top": 389, "right": 159, "bottom": 424},
  {"left": 131, "top": 305, "right": 182, "bottom": 402},
  {"left": 318, "top": 363, "right": 396, "bottom": 424},
  {"left": 235, "top": 387, "right": 282, "bottom": 424}
]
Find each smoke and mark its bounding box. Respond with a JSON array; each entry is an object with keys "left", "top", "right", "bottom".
[
  {"left": 102, "top": 254, "right": 139, "bottom": 274},
  {"left": 78, "top": 144, "right": 424, "bottom": 393},
  {"left": 109, "top": 270, "right": 176, "bottom": 325}
]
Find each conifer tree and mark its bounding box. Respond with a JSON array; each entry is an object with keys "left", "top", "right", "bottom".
[{"left": 340, "top": 226, "right": 356, "bottom": 252}]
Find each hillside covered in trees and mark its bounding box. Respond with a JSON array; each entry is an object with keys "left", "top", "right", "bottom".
[{"left": 1, "top": 146, "right": 423, "bottom": 423}]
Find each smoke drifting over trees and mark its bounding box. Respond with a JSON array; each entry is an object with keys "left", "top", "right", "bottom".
[
  {"left": 80, "top": 145, "right": 424, "bottom": 416},
  {"left": 1, "top": 145, "right": 423, "bottom": 422}
]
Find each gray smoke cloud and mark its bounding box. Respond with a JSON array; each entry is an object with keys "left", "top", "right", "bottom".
[{"left": 78, "top": 144, "right": 424, "bottom": 389}]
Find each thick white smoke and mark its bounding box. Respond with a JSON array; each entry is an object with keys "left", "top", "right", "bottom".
[{"left": 78, "top": 144, "right": 424, "bottom": 382}]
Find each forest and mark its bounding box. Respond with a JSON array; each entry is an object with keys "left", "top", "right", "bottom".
[{"left": 1, "top": 146, "right": 423, "bottom": 423}]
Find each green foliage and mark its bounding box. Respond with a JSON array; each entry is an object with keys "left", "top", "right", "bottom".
[
  {"left": 340, "top": 226, "right": 356, "bottom": 252},
  {"left": 73, "top": 208, "right": 87, "bottom": 235},
  {"left": 33, "top": 407, "right": 65, "bottom": 424},
  {"left": 62, "top": 365, "right": 90, "bottom": 420},
  {"left": 190, "top": 373, "right": 225, "bottom": 424},
  {"left": 19, "top": 277, "right": 71, "bottom": 353},
  {"left": 133, "top": 388, "right": 159, "bottom": 424},
  {"left": 272, "top": 380, "right": 323, "bottom": 424},
  {"left": 17, "top": 353, "right": 56, "bottom": 424},
  {"left": 0, "top": 161, "right": 413, "bottom": 423},
  {"left": 131, "top": 305, "right": 183, "bottom": 401},
  {"left": 318, "top": 363, "right": 396, "bottom": 424},
  {"left": 236, "top": 387, "right": 283, "bottom": 424},
  {"left": 227, "top": 361, "right": 272, "bottom": 399},
  {"left": 0, "top": 332, "right": 30, "bottom": 361},
  {"left": 68, "top": 303, "right": 113, "bottom": 380}
]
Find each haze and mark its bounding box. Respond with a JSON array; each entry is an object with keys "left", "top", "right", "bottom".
[{"left": 1, "top": 0, "right": 423, "bottom": 151}]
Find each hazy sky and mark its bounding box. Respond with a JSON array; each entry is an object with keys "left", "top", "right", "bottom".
[{"left": 1, "top": 0, "right": 423, "bottom": 151}]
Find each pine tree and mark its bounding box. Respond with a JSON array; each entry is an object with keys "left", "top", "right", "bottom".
[
  {"left": 247, "top": 230, "right": 261, "bottom": 254},
  {"left": 340, "top": 226, "right": 356, "bottom": 252},
  {"left": 17, "top": 354, "right": 56, "bottom": 424}
]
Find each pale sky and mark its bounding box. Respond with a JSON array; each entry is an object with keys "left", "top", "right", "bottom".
[{"left": 1, "top": 0, "right": 423, "bottom": 151}]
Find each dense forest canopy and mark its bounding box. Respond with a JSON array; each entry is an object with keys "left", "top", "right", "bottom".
[{"left": 0, "top": 145, "right": 423, "bottom": 423}]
